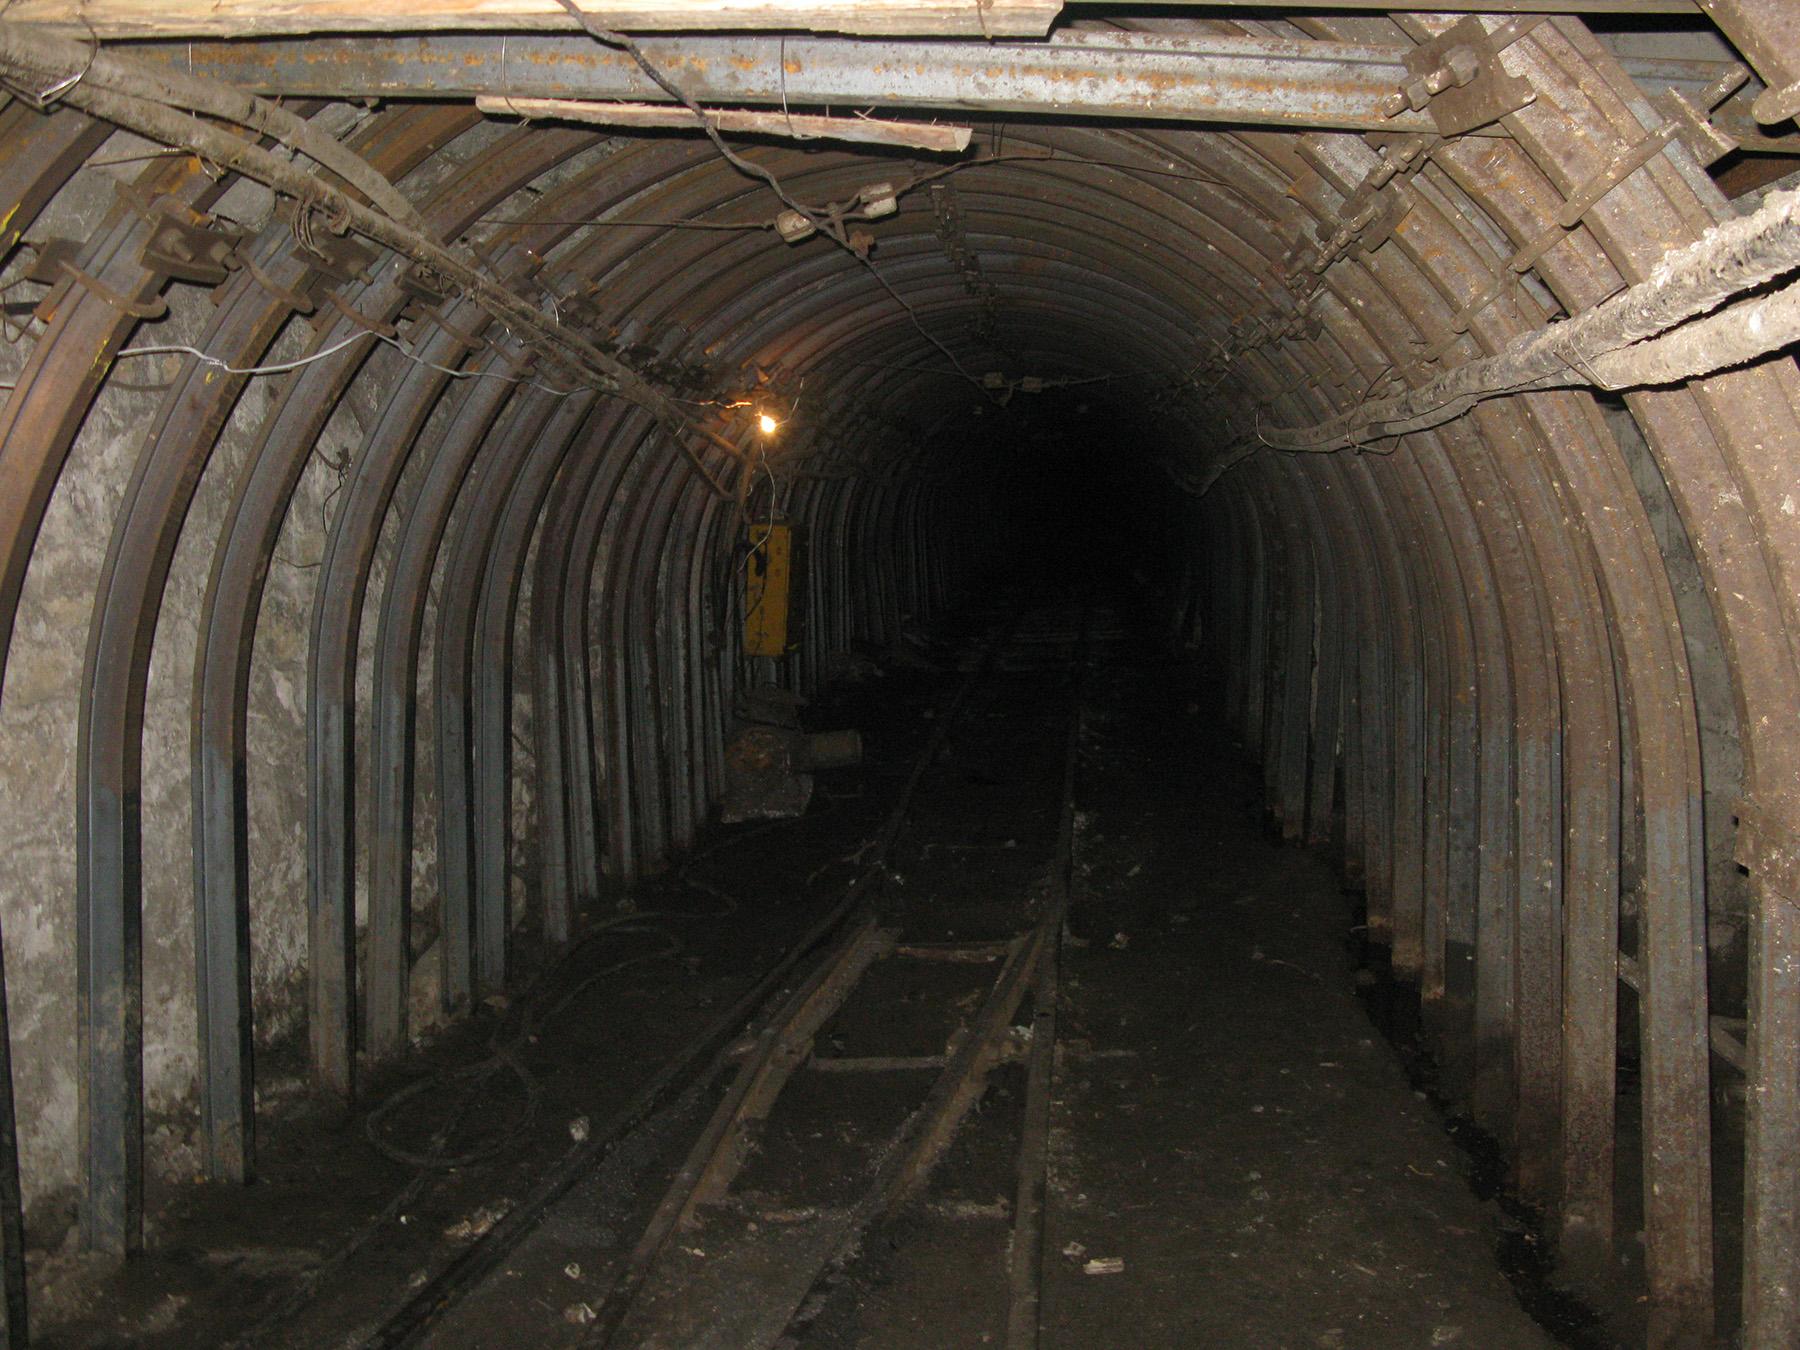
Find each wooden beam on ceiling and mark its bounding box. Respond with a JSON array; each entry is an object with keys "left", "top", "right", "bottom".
[
  {"left": 476, "top": 95, "right": 972, "bottom": 151},
  {"left": 0, "top": 0, "right": 1061, "bottom": 39}
]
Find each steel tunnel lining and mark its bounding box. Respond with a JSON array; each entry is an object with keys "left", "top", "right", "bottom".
[{"left": 0, "top": 7, "right": 1795, "bottom": 1345}]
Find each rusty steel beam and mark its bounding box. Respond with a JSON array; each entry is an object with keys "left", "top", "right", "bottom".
[
  {"left": 125, "top": 32, "right": 1754, "bottom": 140},
  {"left": 0, "top": 90, "right": 113, "bottom": 1340},
  {"left": 134, "top": 32, "right": 1454, "bottom": 134}
]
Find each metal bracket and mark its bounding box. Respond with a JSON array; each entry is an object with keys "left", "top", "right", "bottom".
[
  {"left": 550, "top": 287, "right": 609, "bottom": 338},
  {"left": 1414, "top": 101, "right": 1718, "bottom": 361},
  {"left": 322, "top": 290, "right": 398, "bottom": 339},
  {"left": 930, "top": 182, "right": 1002, "bottom": 347},
  {"left": 1385, "top": 16, "right": 1536, "bottom": 136},
  {"left": 1283, "top": 134, "right": 1431, "bottom": 292},
  {"left": 279, "top": 203, "right": 376, "bottom": 284},
  {"left": 1653, "top": 62, "right": 1750, "bottom": 170},
  {"left": 112, "top": 179, "right": 246, "bottom": 287},
  {"left": 26, "top": 239, "right": 168, "bottom": 322},
  {"left": 1312, "top": 177, "right": 1412, "bottom": 266},
  {"left": 1734, "top": 800, "right": 1800, "bottom": 906},
  {"left": 137, "top": 198, "right": 247, "bottom": 288}
]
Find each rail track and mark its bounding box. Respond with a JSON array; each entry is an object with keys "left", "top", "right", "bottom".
[
  {"left": 320, "top": 603, "right": 1098, "bottom": 1349},
  {"left": 581, "top": 604, "right": 1090, "bottom": 1350}
]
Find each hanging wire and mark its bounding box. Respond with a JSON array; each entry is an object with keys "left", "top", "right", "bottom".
[
  {"left": 550, "top": 0, "right": 838, "bottom": 242},
  {"left": 112, "top": 332, "right": 584, "bottom": 396}
]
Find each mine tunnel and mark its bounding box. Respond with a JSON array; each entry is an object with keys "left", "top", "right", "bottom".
[{"left": 0, "top": 2, "right": 1797, "bottom": 1347}]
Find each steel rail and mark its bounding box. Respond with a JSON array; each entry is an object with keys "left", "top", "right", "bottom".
[
  {"left": 361, "top": 141, "right": 671, "bottom": 1030},
  {"left": 1, "top": 0, "right": 1062, "bottom": 39},
  {"left": 1481, "top": 22, "right": 1760, "bottom": 1334},
  {"left": 432, "top": 386, "right": 586, "bottom": 1004},
  {"left": 1267, "top": 18, "right": 1713, "bottom": 1332},
  {"left": 188, "top": 118, "right": 559, "bottom": 1101},
  {"left": 1274, "top": 84, "right": 1641, "bottom": 1252},
  {"left": 0, "top": 92, "right": 113, "bottom": 1344},
  {"left": 1279, "top": 123, "right": 1592, "bottom": 1214},
  {"left": 125, "top": 31, "right": 1729, "bottom": 137},
  {"left": 308, "top": 308, "right": 493, "bottom": 1058},
  {"left": 587, "top": 614, "right": 1066, "bottom": 1347},
  {"left": 0, "top": 23, "right": 423, "bottom": 227},
  {"left": 75, "top": 103, "right": 454, "bottom": 1191},
  {"left": 461, "top": 393, "right": 599, "bottom": 989},
  {"left": 0, "top": 23, "right": 731, "bottom": 435},
  {"left": 371, "top": 616, "right": 1016, "bottom": 1347},
  {"left": 136, "top": 31, "right": 1447, "bottom": 133},
  {"left": 1277, "top": 141, "right": 1490, "bottom": 1103},
  {"left": 1258, "top": 183, "right": 1800, "bottom": 451},
  {"left": 365, "top": 327, "right": 531, "bottom": 1049},
  {"left": 1004, "top": 607, "right": 1088, "bottom": 1349},
  {"left": 1, "top": 150, "right": 220, "bottom": 1258}
]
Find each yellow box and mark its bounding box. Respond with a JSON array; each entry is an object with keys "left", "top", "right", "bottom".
[{"left": 744, "top": 522, "right": 792, "bottom": 656}]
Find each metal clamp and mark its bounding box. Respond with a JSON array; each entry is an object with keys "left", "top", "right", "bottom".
[
  {"left": 1284, "top": 135, "right": 1432, "bottom": 289},
  {"left": 27, "top": 240, "right": 168, "bottom": 322},
  {"left": 1382, "top": 16, "right": 1537, "bottom": 136},
  {"left": 138, "top": 199, "right": 246, "bottom": 288},
  {"left": 281, "top": 203, "right": 376, "bottom": 284},
  {"left": 398, "top": 261, "right": 455, "bottom": 306}
]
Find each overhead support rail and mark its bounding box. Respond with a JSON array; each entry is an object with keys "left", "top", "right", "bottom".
[
  {"left": 122, "top": 32, "right": 1467, "bottom": 135},
  {"left": 123, "top": 30, "right": 1783, "bottom": 145},
  {"left": 0, "top": 0, "right": 1711, "bottom": 40}
]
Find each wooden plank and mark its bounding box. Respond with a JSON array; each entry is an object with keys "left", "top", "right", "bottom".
[
  {"left": 476, "top": 96, "right": 969, "bottom": 152},
  {"left": 586, "top": 916, "right": 889, "bottom": 1347},
  {"left": 894, "top": 940, "right": 1012, "bottom": 962},
  {"left": 1, "top": 0, "right": 1061, "bottom": 38},
  {"left": 1004, "top": 936, "right": 1059, "bottom": 1349},
  {"left": 807, "top": 1053, "right": 951, "bottom": 1072}
]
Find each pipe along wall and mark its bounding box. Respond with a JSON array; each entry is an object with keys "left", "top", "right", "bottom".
[{"left": 0, "top": 10, "right": 1795, "bottom": 1348}]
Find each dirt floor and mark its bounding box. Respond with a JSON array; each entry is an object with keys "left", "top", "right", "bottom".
[
  {"left": 30, "top": 601, "right": 1613, "bottom": 1347},
  {"left": 797, "top": 627, "right": 1574, "bottom": 1350}
]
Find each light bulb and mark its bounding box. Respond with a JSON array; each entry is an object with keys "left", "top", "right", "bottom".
[{"left": 758, "top": 412, "right": 780, "bottom": 435}]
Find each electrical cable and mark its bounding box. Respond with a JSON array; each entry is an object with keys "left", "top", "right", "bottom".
[
  {"left": 550, "top": 0, "right": 836, "bottom": 242},
  {"left": 363, "top": 917, "right": 683, "bottom": 1171},
  {"left": 110, "top": 331, "right": 583, "bottom": 396},
  {"left": 547, "top": 0, "right": 989, "bottom": 399},
  {"left": 362, "top": 880, "right": 749, "bottom": 1174},
  {"left": 473, "top": 214, "right": 772, "bottom": 229}
]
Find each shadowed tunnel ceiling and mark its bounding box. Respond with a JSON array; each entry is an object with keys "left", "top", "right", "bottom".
[{"left": 0, "top": 3, "right": 1797, "bottom": 1346}]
